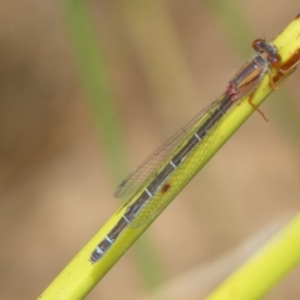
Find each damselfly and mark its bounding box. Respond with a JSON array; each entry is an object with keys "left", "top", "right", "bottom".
[{"left": 90, "top": 39, "right": 286, "bottom": 263}]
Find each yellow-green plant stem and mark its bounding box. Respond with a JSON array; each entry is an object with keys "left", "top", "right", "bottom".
[
  {"left": 38, "top": 14, "right": 300, "bottom": 300},
  {"left": 205, "top": 213, "right": 300, "bottom": 300}
]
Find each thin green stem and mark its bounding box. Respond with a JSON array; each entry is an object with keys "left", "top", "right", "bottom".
[
  {"left": 62, "top": 0, "right": 127, "bottom": 181},
  {"left": 205, "top": 213, "right": 300, "bottom": 299}
]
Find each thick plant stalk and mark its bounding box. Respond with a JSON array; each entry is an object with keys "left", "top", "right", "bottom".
[{"left": 38, "top": 13, "right": 300, "bottom": 300}]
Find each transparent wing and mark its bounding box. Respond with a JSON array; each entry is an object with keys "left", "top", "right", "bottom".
[
  {"left": 129, "top": 109, "right": 223, "bottom": 228},
  {"left": 114, "top": 96, "right": 224, "bottom": 198}
]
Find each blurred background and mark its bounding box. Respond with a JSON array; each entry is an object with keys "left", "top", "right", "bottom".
[{"left": 1, "top": 1, "right": 300, "bottom": 299}]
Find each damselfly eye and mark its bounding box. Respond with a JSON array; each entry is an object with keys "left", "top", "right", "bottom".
[
  {"left": 252, "top": 38, "right": 265, "bottom": 52},
  {"left": 269, "top": 54, "right": 281, "bottom": 68},
  {"left": 252, "top": 39, "right": 281, "bottom": 68}
]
